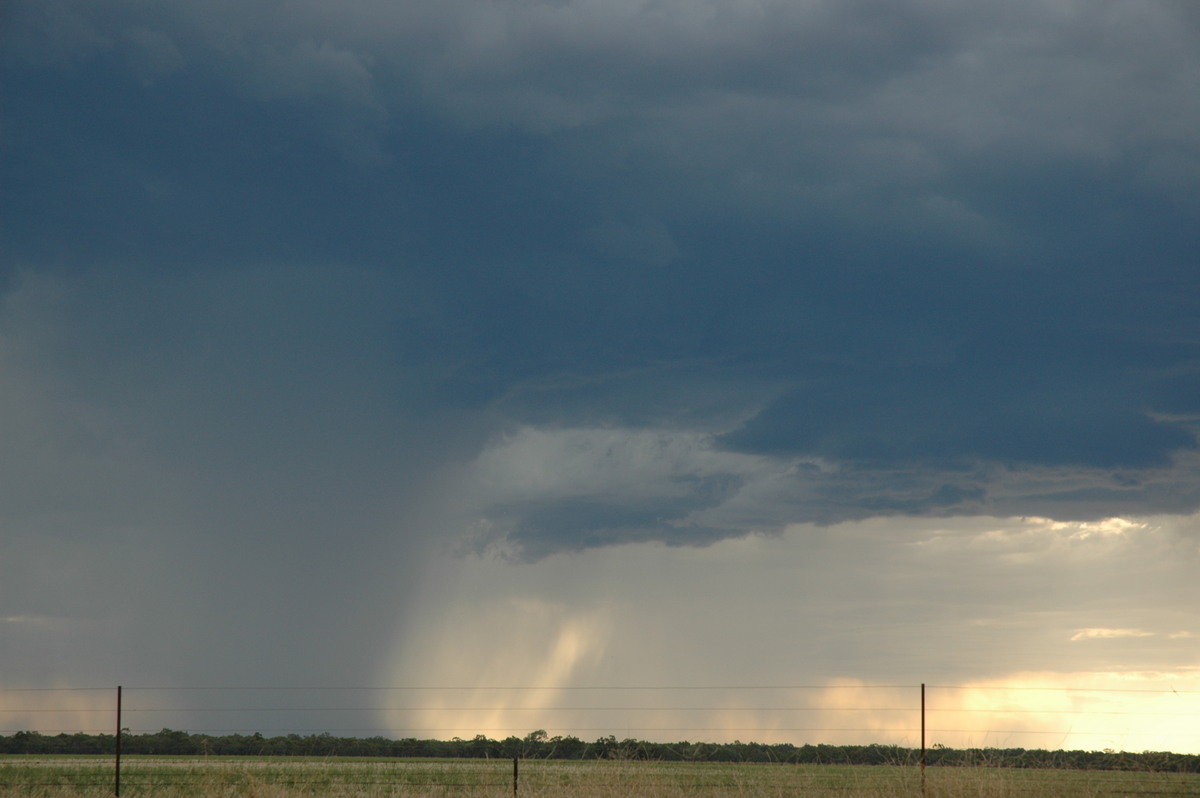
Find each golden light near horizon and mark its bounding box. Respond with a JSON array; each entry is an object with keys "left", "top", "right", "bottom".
[
  {"left": 374, "top": 672, "right": 1200, "bottom": 754},
  {"left": 378, "top": 513, "right": 1199, "bottom": 753},
  {"left": 923, "top": 671, "right": 1200, "bottom": 753},
  {"left": 382, "top": 581, "right": 1200, "bottom": 751},
  {"left": 0, "top": 688, "right": 117, "bottom": 736},
  {"left": 788, "top": 673, "right": 1200, "bottom": 754},
  {"left": 383, "top": 596, "right": 615, "bottom": 740}
]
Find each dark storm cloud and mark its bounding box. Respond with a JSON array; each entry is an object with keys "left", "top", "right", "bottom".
[
  {"left": 2, "top": 0, "right": 1199, "bottom": 570},
  {"left": 721, "top": 337, "right": 1198, "bottom": 470}
]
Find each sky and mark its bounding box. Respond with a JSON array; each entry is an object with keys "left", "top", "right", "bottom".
[{"left": 2, "top": 0, "right": 1199, "bottom": 753}]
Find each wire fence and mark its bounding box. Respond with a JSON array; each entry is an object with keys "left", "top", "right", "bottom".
[{"left": 2, "top": 683, "right": 1199, "bottom": 796}]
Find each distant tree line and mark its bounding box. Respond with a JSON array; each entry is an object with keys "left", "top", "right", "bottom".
[{"left": 2, "top": 729, "right": 1197, "bottom": 772}]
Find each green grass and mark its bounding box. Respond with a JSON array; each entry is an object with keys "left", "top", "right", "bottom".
[{"left": 2, "top": 755, "right": 1198, "bottom": 797}]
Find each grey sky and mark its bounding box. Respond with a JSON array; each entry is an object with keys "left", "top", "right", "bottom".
[{"left": 2, "top": 0, "right": 1198, "bottom": 750}]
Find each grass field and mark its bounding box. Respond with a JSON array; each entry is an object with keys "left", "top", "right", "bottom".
[{"left": 3, "top": 755, "right": 1199, "bottom": 797}]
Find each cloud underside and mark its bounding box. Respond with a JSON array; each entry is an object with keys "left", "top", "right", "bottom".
[{"left": 459, "top": 425, "right": 1200, "bottom": 560}]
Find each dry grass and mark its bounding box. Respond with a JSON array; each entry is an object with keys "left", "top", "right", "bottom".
[{"left": 2, "top": 755, "right": 1198, "bottom": 797}]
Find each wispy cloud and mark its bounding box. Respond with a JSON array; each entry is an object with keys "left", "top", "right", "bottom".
[{"left": 1071, "top": 628, "right": 1156, "bottom": 641}]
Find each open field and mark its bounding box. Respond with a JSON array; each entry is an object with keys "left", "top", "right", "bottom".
[{"left": 3, "top": 755, "right": 1199, "bottom": 797}]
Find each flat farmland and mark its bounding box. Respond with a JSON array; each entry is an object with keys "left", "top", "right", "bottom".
[{"left": 3, "top": 755, "right": 1198, "bottom": 797}]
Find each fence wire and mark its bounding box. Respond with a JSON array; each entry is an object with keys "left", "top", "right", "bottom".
[{"left": 2, "top": 683, "right": 1199, "bottom": 796}]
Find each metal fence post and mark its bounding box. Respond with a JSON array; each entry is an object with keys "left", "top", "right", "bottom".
[
  {"left": 513, "top": 756, "right": 518, "bottom": 797},
  {"left": 114, "top": 685, "right": 122, "bottom": 798},
  {"left": 920, "top": 683, "right": 926, "bottom": 797}
]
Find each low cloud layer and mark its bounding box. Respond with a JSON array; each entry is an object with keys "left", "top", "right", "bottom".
[{"left": 453, "top": 425, "right": 1200, "bottom": 559}]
